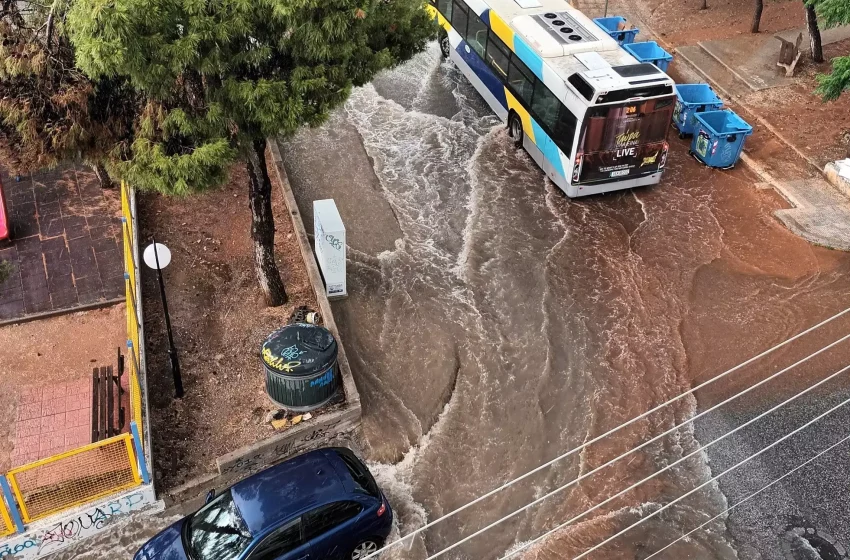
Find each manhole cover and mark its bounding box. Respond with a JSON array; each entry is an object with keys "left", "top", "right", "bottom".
[{"left": 782, "top": 520, "right": 848, "bottom": 560}]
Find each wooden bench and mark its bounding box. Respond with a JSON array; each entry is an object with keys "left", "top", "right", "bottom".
[
  {"left": 91, "top": 351, "right": 126, "bottom": 442},
  {"left": 776, "top": 33, "right": 803, "bottom": 78}
]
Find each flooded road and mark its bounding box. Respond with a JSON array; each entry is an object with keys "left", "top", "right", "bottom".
[
  {"left": 51, "top": 44, "right": 850, "bottom": 559},
  {"left": 283, "top": 44, "right": 850, "bottom": 560}
]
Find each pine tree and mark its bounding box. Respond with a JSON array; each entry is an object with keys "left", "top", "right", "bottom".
[
  {"left": 810, "top": 0, "right": 850, "bottom": 99},
  {"left": 0, "top": 0, "right": 136, "bottom": 186},
  {"left": 68, "top": 0, "right": 435, "bottom": 306}
]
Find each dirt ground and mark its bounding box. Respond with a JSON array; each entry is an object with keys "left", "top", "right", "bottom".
[
  {"left": 0, "top": 304, "right": 126, "bottom": 471},
  {"left": 140, "top": 161, "right": 319, "bottom": 490},
  {"left": 635, "top": 0, "right": 850, "bottom": 167},
  {"left": 745, "top": 38, "right": 850, "bottom": 167},
  {"left": 643, "top": 0, "right": 805, "bottom": 45}
]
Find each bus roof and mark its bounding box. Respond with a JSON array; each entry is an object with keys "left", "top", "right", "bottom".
[{"left": 475, "top": 0, "right": 673, "bottom": 96}]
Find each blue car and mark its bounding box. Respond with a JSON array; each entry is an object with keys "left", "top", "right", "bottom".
[{"left": 135, "top": 447, "right": 393, "bottom": 560}]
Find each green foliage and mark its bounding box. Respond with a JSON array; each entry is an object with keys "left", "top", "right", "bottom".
[
  {"left": 810, "top": 0, "right": 850, "bottom": 100},
  {"left": 0, "top": 0, "right": 137, "bottom": 176},
  {"left": 67, "top": 0, "right": 437, "bottom": 195}
]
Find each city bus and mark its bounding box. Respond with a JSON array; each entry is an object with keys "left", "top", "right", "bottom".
[{"left": 426, "top": 0, "right": 677, "bottom": 197}]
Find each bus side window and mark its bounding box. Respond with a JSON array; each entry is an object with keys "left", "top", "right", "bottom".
[
  {"left": 466, "top": 12, "right": 488, "bottom": 58},
  {"left": 437, "top": 0, "right": 452, "bottom": 20},
  {"left": 507, "top": 56, "right": 534, "bottom": 106},
  {"left": 451, "top": 1, "right": 468, "bottom": 37},
  {"left": 531, "top": 82, "right": 560, "bottom": 130},
  {"left": 552, "top": 106, "right": 578, "bottom": 155},
  {"left": 485, "top": 31, "right": 510, "bottom": 79}
]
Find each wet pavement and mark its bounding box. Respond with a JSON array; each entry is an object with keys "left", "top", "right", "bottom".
[
  {"left": 283, "top": 44, "right": 850, "bottom": 560},
  {"left": 0, "top": 165, "right": 125, "bottom": 321},
  {"left": 50, "top": 43, "right": 850, "bottom": 559}
]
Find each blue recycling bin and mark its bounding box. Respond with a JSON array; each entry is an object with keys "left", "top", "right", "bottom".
[
  {"left": 690, "top": 110, "right": 753, "bottom": 169},
  {"left": 623, "top": 41, "right": 673, "bottom": 72},
  {"left": 673, "top": 84, "right": 724, "bottom": 138},
  {"left": 593, "top": 16, "right": 639, "bottom": 45}
]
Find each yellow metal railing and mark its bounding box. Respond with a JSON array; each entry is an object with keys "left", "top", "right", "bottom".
[
  {"left": 0, "top": 495, "right": 15, "bottom": 537},
  {"left": 7, "top": 435, "right": 141, "bottom": 523},
  {"left": 121, "top": 181, "right": 144, "bottom": 449}
]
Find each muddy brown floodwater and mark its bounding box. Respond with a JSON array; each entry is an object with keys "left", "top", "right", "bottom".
[
  {"left": 284, "top": 45, "right": 850, "bottom": 560},
  {"left": 48, "top": 43, "right": 850, "bottom": 560}
]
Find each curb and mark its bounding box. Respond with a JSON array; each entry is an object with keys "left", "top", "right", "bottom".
[
  {"left": 672, "top": 46, "right": 826, "bottom": 178},
  {"left": 627, "top": 9, "right": 843, "bottom": 203},
  {"left": 0, "top": 297, "right": 126, "bottom": 329},
  {"left": 267, "top": 138, "right": 361, "bottom": 411},
  {"left": 160, "top": 139, "right": 363, "bottom": 507}
]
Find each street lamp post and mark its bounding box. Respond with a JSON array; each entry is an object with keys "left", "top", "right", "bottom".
[{"left": 143, "top": 239, "right": 184, "bottom": 398}]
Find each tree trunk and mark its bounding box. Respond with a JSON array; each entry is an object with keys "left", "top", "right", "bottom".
[
  {"left": 245, "top": 137, "right": 288, "bottom": 307},
  {"left": 91, "top": 161, "right": 114, "bottom": 189},
  {"left": 806, "top": 3, "right": 824, "bottom": 63},
  {"left": 751, "top": 0, "right": 763, "bottom": 33}
]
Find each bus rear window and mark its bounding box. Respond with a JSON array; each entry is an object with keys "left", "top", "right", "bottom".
[
  {"left": 580, "top": 96, "right": 675, "bottom": 153},
  {"left": 334, "top": 449, "right": 380, "bottom": 498},
  {"left": 596, "top": 84, "right": 673, "bottom": 104}
]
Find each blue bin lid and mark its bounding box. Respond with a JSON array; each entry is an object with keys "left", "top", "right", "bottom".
[
  {"left": 694, "top": 110, "right": 753, "bottom": 136},
  {"left": 675, "top": 84, "right": 723, "bottom": 105},
  {"left": 262, "top": 323, "right": 338, "bottom": 377},
  {"left": 623, "top": 41, "right": 673, "bottom": 62}
]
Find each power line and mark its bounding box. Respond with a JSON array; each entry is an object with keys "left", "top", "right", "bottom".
[
  {"left": 499, "top": 365, "right": 850, "bottom": 560},
  {"left": 422, "top": 332, "right": 850, "bottom": 560},
  {"left": 363, "top": 306, "right": 850, "bottom": 560},
  {"left": 643, "top": 431, "right": 850, "bottom": 560}
]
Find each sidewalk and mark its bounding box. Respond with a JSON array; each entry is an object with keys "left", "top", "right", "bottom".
[{"left": 583, "top": 0, "right": 850, "bottom": 251}]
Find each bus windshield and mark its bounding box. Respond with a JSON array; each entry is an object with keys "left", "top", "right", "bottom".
[{"left": 576, "top": 95, "right": 675, "bottom": 184}]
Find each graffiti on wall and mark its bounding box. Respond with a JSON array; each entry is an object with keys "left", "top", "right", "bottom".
[{"left": 0, "top": 485, "right": 156, "bottom": 559}]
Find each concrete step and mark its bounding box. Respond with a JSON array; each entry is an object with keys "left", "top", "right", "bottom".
[
  {"left": 775, "top": 204, "right": 850, "bottom": 251},
  {"left": 675, "top": 44, "right": 754, "bottom": 100}
]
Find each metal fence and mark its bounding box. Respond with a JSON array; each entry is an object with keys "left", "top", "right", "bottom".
[
  {"left": 7, "top": 435, "right": 141, "bottom": 523},
  {"left": 0, "top": 180, "right": 149, "bottom": 536},
  {"left": 121, "top": 181, "right": 145, "bottom": 450},
  {"left": 0, "top": 493, "right": 15, "bottom": 538}
]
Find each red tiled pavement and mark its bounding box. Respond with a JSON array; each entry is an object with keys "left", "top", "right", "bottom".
[
  {"left": 10, "top": 378, "right": 93, "bottom": 468},
  {"left": 9, "top": 374, "right": 131, "bottom": 469}
]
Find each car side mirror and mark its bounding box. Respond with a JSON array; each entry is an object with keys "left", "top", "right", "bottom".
[{"left": 205, "top": 490, "right": 216, "bottom": 504}]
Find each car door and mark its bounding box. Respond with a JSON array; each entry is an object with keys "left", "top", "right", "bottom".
[
  {"left": 245, "top": 517, "right": 310, "bottom": 560},
  {"left": 302, "top": 501, "right": 365, "bottom": 560}
]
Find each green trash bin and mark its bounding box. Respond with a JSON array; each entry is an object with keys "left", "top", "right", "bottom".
[{"left": 262, "top": 323, "right": 340, "bottom": 412}]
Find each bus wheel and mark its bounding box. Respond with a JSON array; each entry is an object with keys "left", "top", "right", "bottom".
[
  {"left": 508, "top": 113, "right": 523, "bottom": 148},
  {"left": 439, "top": 33, "right": 451, "bottom": 58}
]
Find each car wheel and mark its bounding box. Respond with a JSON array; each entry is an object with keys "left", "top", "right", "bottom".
[
  {"left": 508, "top": 113, "right": 523, "bottom": 149},
  {"left": 439, "top": 32, "right": 451, "bottom": 58},
  {"left": 351, "top": 539, "right": 381, "bottom": 560}
]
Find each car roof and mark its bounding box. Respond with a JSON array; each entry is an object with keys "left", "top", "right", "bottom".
[{"left": 230, "top": 448, "right": 353, "bottom": 534}]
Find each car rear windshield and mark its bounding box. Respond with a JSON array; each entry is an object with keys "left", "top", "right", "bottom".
[
  {"left": 335, "top": 449, "right": 380, "bottom": 498},
  {"left": 184, "top": 490, "right": 252, "bottom": 560}
]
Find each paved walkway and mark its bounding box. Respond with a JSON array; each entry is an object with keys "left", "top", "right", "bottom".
[
  {"left": 0, "top": 165, "right": 125, "bottom": 322},
  {"left": 698, "top": 25, "right": 850, "bottom": 92}
]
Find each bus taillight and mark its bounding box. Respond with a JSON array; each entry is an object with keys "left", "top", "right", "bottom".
[
  {"left": 572, "top": 153, "right": 583, "bottom": 183},
  {"left": 660, "top": 142, "right": 669, "bottom": 169}
]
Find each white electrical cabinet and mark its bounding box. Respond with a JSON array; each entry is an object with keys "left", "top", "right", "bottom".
[{"left": 313, "top": 199, "right": 347, "bottom": 299}]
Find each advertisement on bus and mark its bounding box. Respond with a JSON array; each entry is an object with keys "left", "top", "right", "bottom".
[{"left": 575, "top": 96, "right": 676, "bottom": 184}]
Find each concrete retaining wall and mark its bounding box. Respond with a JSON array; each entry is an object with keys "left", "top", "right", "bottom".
[
  {"left": 161, "top": 137, "right": 362, "bottom": 507},
  {"left": 0, "top": 485, "right": 159, "bottom": 560}
]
